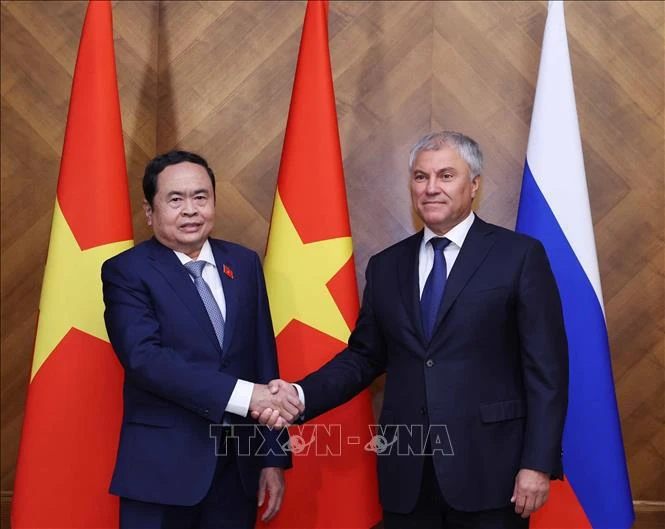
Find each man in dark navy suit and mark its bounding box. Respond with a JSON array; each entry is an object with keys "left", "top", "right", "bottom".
[
  {"left": 102, "top": 151, "right": 302, "bottom": 529},
  {"left": 258, "top": 132, "right": 568, "bottom": 528}
]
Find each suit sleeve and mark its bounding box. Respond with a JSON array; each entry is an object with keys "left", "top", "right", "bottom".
[
  {"left": 251, "top": 252, "right": 292, "bottom": 469},
  {"left": 517, "top": 240, "right": 569, "bottom": 478},
  {"left": 297, "top": 256, "right": 387, "bottom": 420},
  {"left": 102, "top": 258, "right": 237, "bottom": 423}
]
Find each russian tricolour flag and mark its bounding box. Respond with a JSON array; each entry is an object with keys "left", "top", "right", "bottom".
[{"left": 516, "top": 2, "right": 635, "bottom": 528}]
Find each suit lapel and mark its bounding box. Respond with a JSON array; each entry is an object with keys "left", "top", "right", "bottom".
[
  {"left": 433, "top": 217, "right": 496, "bottom": 335},
  {"left": 147, "top": 238, "right": 223, "bottom": 356},
  {"left": 211, "top": 240, "right": 238, "bottom": 354},
  {"left": 397, "top": 231, "right": 426, "bottom": 345}
]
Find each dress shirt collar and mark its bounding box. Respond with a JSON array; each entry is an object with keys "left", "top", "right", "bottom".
[
  {"left": 173, "top": 239, "right": 217, "bottom": 267},
  {"left": 422, "top": 211, "right": 475, "bottom": 249}
]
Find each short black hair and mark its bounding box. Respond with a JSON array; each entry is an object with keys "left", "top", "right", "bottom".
[{"left": 143, "top": 150, "right": 216, "bottom": 206}]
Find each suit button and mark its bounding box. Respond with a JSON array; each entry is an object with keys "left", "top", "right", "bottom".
[
  {"left": 420, "top": 407, "right": 427, "bottom": 416},
  {"left": 425, "top": 359, "right": 434, "bottom": 368}
]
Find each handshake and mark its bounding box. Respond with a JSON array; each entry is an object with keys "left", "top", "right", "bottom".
[{"left": 249, "top": 379, "right": 303, "bottom": 429}]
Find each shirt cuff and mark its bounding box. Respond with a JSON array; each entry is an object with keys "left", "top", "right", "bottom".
[
  {"left": 226, "top": 379, "right": 254, "bottom": 417},
  {"left": 293, "top": 383, "right": 305, "bottom": 413}
]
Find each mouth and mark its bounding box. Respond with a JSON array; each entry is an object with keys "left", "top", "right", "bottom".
[{"left": 179, "top": 222, "right": 202, "bottom": 232}]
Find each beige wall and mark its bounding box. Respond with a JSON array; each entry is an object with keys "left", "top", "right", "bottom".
[{"left": 2, "top": 1, "right": 663, "bottom": 523}]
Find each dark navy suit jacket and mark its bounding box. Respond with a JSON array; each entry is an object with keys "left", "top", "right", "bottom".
[
  {"left": 298, "top": 217, "right": 568, "bottom": 513},
  {"left": 102, "top": 237, "right": 289, "bottom": 507}
]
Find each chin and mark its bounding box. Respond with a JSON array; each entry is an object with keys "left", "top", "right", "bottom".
[
  {"left": 178, "top": 235, "right": 204, "bottom": 246},
  {"left": 422, "top": 215, "right": 447, "bottom": 226}
]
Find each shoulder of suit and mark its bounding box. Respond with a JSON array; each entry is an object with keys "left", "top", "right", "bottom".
[
  {"left": 477, "top": 218, "right": 542, "bottom": 250},
  {"left": 208, "top": 237, "right": 259, "bottom": 261},
  {"left": 102, "top": 239, "right": 152, "bottom": 268},
  {"left": 369, "top": 232, "right": 422, "bottom": 262}
]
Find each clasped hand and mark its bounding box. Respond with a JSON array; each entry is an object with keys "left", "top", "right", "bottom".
[{"left": 250, "top": 379, "right": 302, "bottom": 429}]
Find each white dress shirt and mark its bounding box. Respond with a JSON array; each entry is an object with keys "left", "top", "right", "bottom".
[
  {"left": 418, "top": 212, "right": 475, "bottom": 297},
  {"left": 174, "top": 240, "right": 253, "bottom": 418}
]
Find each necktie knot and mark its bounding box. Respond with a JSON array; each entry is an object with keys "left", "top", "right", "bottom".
[
  {"left": 185, "top": 260, "right": 206, "bottom": 278},
  {"left": 430, "top": 237, "right": 451, "bottom": 252}
]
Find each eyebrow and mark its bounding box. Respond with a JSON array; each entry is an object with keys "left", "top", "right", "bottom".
[
  {"left": 166, "top": 189, "right": 209, "bottom": 197},
  {"left": 412, "top": 166, "right": 457, "bottom": 174}
]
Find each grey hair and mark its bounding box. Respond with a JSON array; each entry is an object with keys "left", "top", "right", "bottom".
[{"left": 408, "top": 131, "right": 484, "bottom": 179}]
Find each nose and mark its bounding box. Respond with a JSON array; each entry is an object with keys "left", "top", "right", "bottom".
[
  {"left": 181, "top": 197, "right": 197, "bottom": 216},
  {"left": 425, "top": 175, "right": 438, "bottom": 194}
]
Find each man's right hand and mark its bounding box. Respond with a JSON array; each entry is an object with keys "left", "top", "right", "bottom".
[{"left": 249, "top": 382, "right": 303, "bottom": 429}]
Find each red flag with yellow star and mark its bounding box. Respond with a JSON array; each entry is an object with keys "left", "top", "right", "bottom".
[
  {"left": 262, "top": 1, "right": 381, "bottom": 527},
  {"left": 12, "top": 2, "right": 133, "bottom": 527}
]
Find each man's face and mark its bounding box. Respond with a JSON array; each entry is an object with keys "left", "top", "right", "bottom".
[
  {"left": 410, "top": 146, "right": 479, "bottom": 235},
  {"left": 144, "top": 161, "right": 215, "bottom": 259}
]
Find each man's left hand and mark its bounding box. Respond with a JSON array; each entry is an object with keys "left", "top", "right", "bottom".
[
  {"left": 258, "top": 467, "right": 285, "bottom": 522},
  {"left": 511, "top": 468, "right": 550, "bottom": 518}
]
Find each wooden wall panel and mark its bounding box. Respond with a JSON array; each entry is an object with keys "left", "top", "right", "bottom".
[{"left": 1, "top": 0, "right": 663, "bottom": 522}]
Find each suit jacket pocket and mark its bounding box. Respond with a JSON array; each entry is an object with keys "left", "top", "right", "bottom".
[
  {"left": 125, "top": 406, "right": 175, "bottom": 428},
  {"left": 480, "top": 399, "right": 525, "bottom": 423}
]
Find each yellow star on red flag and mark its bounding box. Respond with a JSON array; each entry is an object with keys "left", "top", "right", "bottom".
[
  {"left": 32, "top": 201, "right": 132, "bottom": 380},
  {"left": 264, "top": 191, "right": 353, "bottom": 344}
]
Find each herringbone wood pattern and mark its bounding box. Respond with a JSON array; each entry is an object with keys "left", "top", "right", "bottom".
[{"left": 1, "top": 1, "right": 663, "bottom": 525}]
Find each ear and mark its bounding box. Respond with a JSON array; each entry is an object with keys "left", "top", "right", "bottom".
[
  {"left": 470, "top": 175, "right": 480, "bottom": 198},
  {"left": 143, "top": 199, "right": 153, "bottom": 226}
]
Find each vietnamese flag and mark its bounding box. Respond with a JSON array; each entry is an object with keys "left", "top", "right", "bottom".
[
  {"left": 12, "top": 1, "right": 133, "bottom": 527},
  {"left": 262, "top": 1, "right": 381, "bottom": 528}
]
